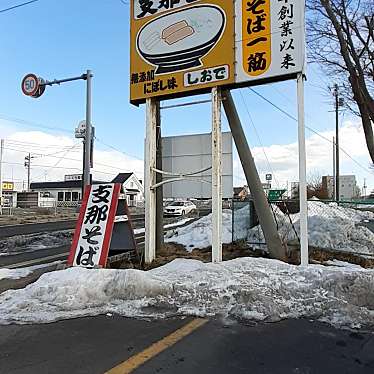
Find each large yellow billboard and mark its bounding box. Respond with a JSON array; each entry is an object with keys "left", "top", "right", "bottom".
[{"left": 130, "top": 0, "right": 235, "bottom": 105}]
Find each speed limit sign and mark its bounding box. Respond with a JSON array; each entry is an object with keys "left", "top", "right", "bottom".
[{"left": 21, "top": 74, "right": 40, "bottom": 96}]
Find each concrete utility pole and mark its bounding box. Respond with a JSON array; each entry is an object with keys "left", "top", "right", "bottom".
[
  {"left": 0, "top": 139, "right": 3, "bottom": 214},
  {"left": 144, "top": 98, "right": 157, "bottom": 263},
  {"left": 334, "top": 84, "right": 340, "bottom": 202},
  {"left": 211, "top": 87, "right": 223, "bottom": 263},
  {"left": 155, "top": 101, "right": 164, "bottom": 252},
  {"left": 333, "top": 136, "right": 336, "bottom": 200},
  {"left": 297, "top": 73, "right": 309, "bottom": 266},
  {"left": 84, "top": 70, "right": 93, "bottom": 190},
  {"left": 24, "top": 153, "right": 33, "bottom": 192},
  {"left": 222, "top": 90, "right": 287, "bottom": 261}
]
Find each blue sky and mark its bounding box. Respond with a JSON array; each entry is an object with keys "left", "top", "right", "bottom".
[{"left": 0, "top": 0, "right": 372, "bottom": 191}]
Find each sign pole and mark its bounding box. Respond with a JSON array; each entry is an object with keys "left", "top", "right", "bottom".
[
  {"left": 145, "top": 98, "right": 157, "bottom": 263},
  {"left": 211, "top": 87, "right": 223, "bottom": 263},
  {"left": 84, "top": 70, "right": 92, "bottom": 190},
  {"left": 297, "top": 73, "right": 309, "bottom": 266},
  {"left": 0, "top": 139, "right": 3, "bottom": 215}
]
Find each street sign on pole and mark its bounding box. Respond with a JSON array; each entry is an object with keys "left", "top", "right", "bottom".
[
  {"left": 268, "top": 189, "right": 287, "bottom": 202},
  {"left": 266, "top": 174, "right": 272, "bottom": 181},
  {"left": 21, "top": 74, "right": 40, "bottom": 97}
]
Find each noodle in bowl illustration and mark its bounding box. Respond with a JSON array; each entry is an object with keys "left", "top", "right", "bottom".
[{"left": 137, "top": 5, "right": 226, "bottom": 74}]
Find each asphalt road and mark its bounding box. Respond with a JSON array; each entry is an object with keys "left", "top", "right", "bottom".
[
  {"left": 0, "top": 220, "right": 77, "bottom": 239},
  {"left": 0, "top": 316, "right": 373, "bottom": 374}
]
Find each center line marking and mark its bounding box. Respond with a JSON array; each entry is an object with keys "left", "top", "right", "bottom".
[{"left": 104, "top": 318, "right": 208, "bottom": 374}]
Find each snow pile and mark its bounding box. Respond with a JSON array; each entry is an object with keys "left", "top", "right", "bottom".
[
  {"left": 0, "top": 230, "right": 73, "bottom": 256},
  {"left": 165, "top": 209, "right": 248, "bottom": 250},
  {"left": 0, "top": 257, "right": 374, "bottom": 328},
  {"left": 0, "top": 261, "right": 63, "bottom": 281},
  {"left": 0, "top": 268, "right": 32, "bottom": 280},
  {"left": 248, "top": 201, "right": 374, "bottom": 254},
  {"left": 165, "top": 210, "right": 231, "bottom": 250}
]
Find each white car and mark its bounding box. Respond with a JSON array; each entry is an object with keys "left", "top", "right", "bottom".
[{"left": 164, "top": 201, "right": 197, "bottom": 216}]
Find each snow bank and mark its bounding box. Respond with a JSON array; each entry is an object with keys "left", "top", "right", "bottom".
[
  {"left": 0, "top": 230, "right": 73, "bottom": 257},
  {"left": 0, "top": 268, "right": 32, "bottom": 280},
  {"left": 165, "top": 209, "right": 247, "bottom": 250},
  {"left": 0, "top": 261, "right": 63, "bottom": 281},
  {"left": 1, "top": 258, "right": 374, "bottom": 328},
  {"left": 248, "top": 201, "right": 374, "bottom": 254}
]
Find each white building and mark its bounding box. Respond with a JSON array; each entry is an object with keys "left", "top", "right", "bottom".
[
  {"left": 30, "top": 173, "right": 144, "bottom": 207},
  {"left": 112, "top": 173, "right": 144, "bottom": 207},
  {"left": 322, "top": 175, "right": 360, "bottom": 200}
]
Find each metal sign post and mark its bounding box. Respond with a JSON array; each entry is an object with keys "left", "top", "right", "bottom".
[
  {"left": 144, "top": 98, "right": 158, "bottom": 264},
  {"left": 297, "top": 73, "right": 309, "bottom": 266},
  {"left": 211, "top": 87, "right": 223, "bottom": 263},
  {"left": 22, "top": 70, "right": 93, "bottom": 193}
]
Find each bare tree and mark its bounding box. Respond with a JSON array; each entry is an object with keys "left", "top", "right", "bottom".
[{"left": 307, "top": 0, "right": 374, "bottom": 163}]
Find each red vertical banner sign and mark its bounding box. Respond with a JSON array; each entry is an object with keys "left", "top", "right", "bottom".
[{"left": 67, "top": 183, "right": 121, "bottom": 268}]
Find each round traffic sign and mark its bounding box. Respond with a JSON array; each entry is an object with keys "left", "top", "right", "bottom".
[{"left": 21, "top": 74, "right": 40, "bottom": 96}]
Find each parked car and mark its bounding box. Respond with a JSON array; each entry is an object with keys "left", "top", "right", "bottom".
[{"left": 164, "top": 201, "right": 197, "bottom": 216}]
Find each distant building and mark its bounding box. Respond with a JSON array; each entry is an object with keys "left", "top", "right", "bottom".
[
  {"left": 322, "top": 175, "right": 360, "bottom": 200},
  {"left": 30, "top": 173, "right": 144, "bottom": 207},
  {"left": 111, "top": 173, "right": 144, "bottom": 206},
  {"left": 1, "top": 182, "right": 17, "bottom": 208}
]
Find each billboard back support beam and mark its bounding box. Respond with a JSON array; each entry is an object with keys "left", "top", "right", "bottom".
[
  {"left": 145, "top": 98, "right": 157, "bottom": 264},
  {"left": 211, "top": 87, "right": 223, "bottom": 263},
  {"left": 222, "top": 90, "right": 287, "bottom": 261},
  {"left": 297, "top": 73, "right": 309, "bottom": 265}
]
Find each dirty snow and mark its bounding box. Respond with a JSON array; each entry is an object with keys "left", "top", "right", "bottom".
[
  {"left": 165, "top": 202, "right": 374, "bottom": 254},
  {"left": 0, "top": 257, "right": 374, "bottom": 328},
  {"left": 165, "top": 210, "right": 247, "bottom": 250},
  {"left": 248, "top": 201, "right": 374, "bottom": 254},
  {"left": 0, "top": 261, "right": 63, "bottom": 281},
  {"left": 0, "top": 268, "right": 32, "bottom": 280},
  {"left": 0, "top": 230, "right": 73, "bottom": 257}
]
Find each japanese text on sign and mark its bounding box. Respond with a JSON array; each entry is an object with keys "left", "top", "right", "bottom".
[
  {"left": 134, "top": 0, "right": 202, "bottom": 19},
  {"left": 242, "top": 0, "right": 271, "bottom": 76},
  {"left": 70, "top": 184, "right": 117, "bottom": 268}
]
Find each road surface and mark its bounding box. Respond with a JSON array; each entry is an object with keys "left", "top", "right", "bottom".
[{"left": 0, "top": 316, "right": 372, "bottom": 373}]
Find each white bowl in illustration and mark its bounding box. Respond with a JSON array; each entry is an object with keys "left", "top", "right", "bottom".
[{"left": 136, "top": 5, "right": 226, "bottom": 74}]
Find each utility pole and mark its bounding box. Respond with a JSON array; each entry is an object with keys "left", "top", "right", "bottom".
[
  {"left": 155, "top": 101, "right": 164, "bottom": 252},
  {"left": 24, "top": 153, "right": 33, "bottom": 191},
  {"left": 84, "top": 70, "right": 93, "bottom": 191},
  {"left": 333, "top": 136, "right": 336, "bottom": 200},
  {"left": 222, "top": 90, "right": 287, "bottom": 262},
  {"left": 334, "top": 84, "right": 340, "bottom": 202},
  {"left": 0, "top": 139, "right": 3, "bottom": 214}
]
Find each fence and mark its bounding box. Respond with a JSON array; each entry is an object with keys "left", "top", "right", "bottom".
[{"left": 235, "top": 199, "right": 374, "bottom": 263}]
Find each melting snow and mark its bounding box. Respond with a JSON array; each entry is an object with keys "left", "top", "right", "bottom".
[
  {"left": 165, "top": 201, "right": 374, "bottom": 254},
  {"left": 248, "top": 201, "right": 374, "bottom": 254},
  {"left": 0, "top": 257, "right": 373, "bottom": 328}
]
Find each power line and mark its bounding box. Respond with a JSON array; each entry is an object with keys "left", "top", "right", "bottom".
[
  {"left": 95, "top": 138, "right": 144, "bottom": 162},
  {"left": 0, "top": 114, "right": 71, "bottom": 134},
  {"left": 238, "top": 89, "right": 280, "bottom": 188},
  {"left": 0, "top": 0, "right": 39, "bottom": 14},
  {"left": 248, "top": 87, "right": 374, "bottom": 176}
]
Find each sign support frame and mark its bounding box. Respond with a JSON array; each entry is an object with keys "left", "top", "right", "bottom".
[
  {"left": 211, "top": 87, "right": 223, "bottom": 263},
  {"left": 145, "top": 98, "right": 158, "bottom": 264},
  {"left": 297, "top": 73, "right": 309, "bottom": 266}
]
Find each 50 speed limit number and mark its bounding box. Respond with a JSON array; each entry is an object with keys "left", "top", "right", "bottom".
[{"left": 21, "top": 74, "right": 40, "bottom": 96}]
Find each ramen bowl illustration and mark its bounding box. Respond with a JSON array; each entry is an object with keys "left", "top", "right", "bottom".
[{"left": 137, "top": 5, "right": 226, "bottom": 74}]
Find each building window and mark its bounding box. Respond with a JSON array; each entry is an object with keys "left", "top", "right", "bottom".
[
  {"left": 65, "top": 192, "right": 72, "bottom": 201},
  {"left": 58, "top": 192, "right": 64, "bottom": 201},
  {"left": 72, "top": 192, "right": 79, "bottom": 201}
]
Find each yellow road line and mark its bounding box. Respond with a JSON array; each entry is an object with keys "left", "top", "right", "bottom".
[{"left": 104, "top": 318, "right": 208, "bottom": 374}]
